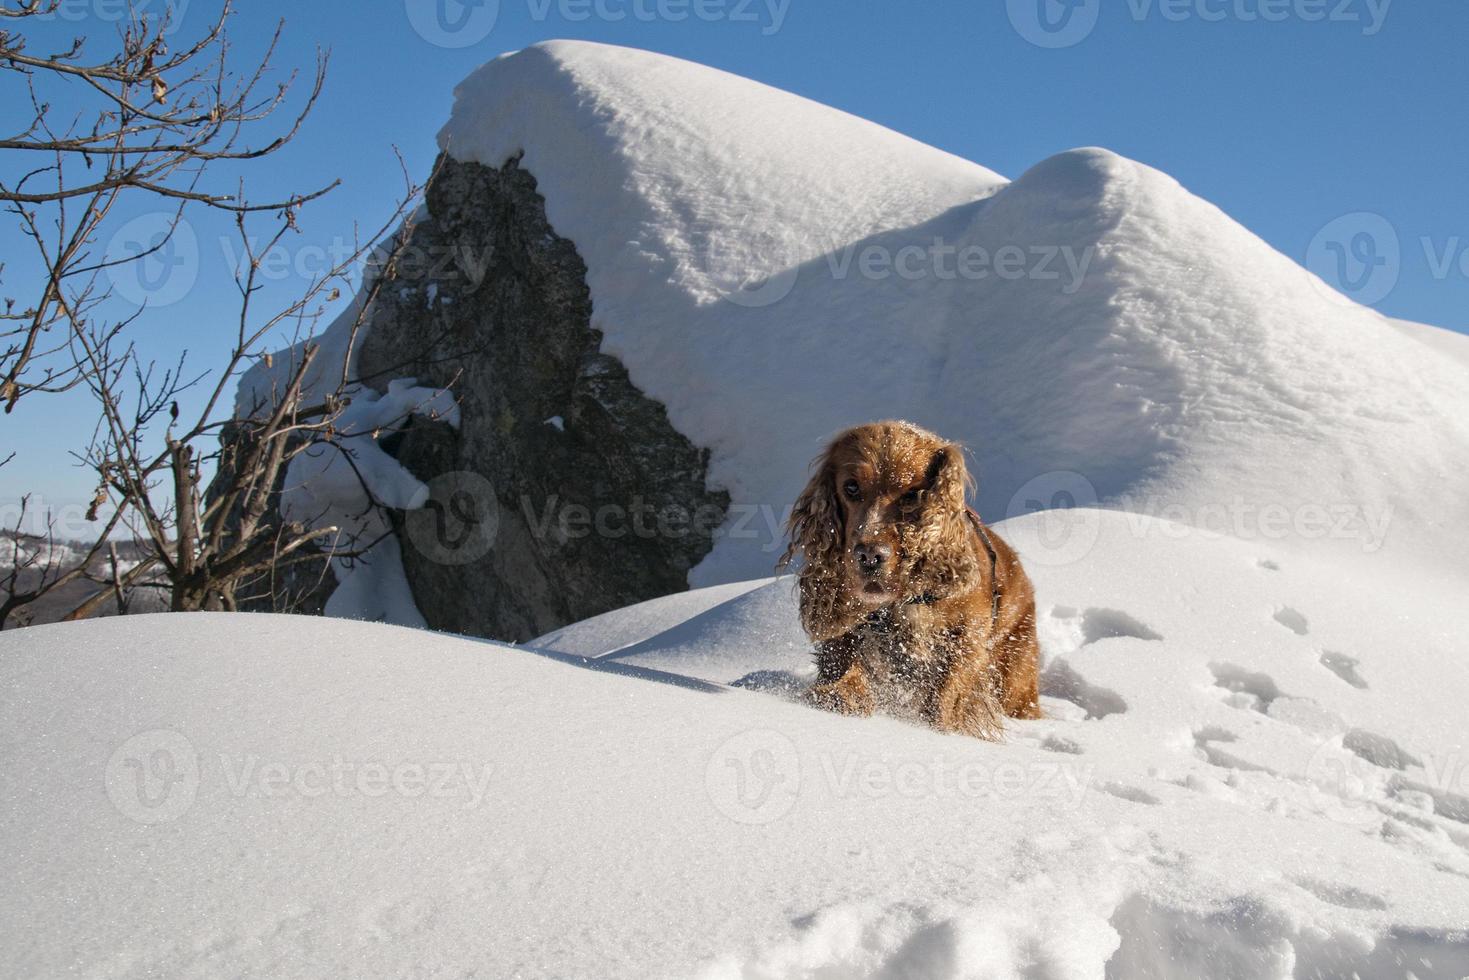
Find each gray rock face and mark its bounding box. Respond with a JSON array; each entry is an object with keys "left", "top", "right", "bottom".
[{"left": 357, "top": 153, "right": 727, "bottom": 641}]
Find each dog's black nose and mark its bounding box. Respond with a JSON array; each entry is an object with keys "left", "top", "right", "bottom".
[{"left": 854, "top": 541, "right": 891, "bottom": 572}]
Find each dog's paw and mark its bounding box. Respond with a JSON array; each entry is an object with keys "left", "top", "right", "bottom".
[
  {"left": 929, "top": 679, "right": 1006, "bottom": 740},
  {"left": 805, "top": 676, "right": 875, "bottom": 717}
]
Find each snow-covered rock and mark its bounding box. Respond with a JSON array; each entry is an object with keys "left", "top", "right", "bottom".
[
  {"left": 5, "top": 509, "right": 1468, "bottom": 978},
  {"left": 238, "top": 40, "right": 1469, "bottom": 635}
]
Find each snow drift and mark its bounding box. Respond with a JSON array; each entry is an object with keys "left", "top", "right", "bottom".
[{"left": 4, "top": 510, "right": 1468, "bottom": 978}]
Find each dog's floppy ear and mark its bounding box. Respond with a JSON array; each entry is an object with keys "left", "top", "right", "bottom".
[
  {"left": 924, "top": 443, "right": 973, "bottom": 511},
  {"left": 781, "top": 440, "right": 844, "bottom": 572},
  {"left": 909, "top": 442, "right": 980, "bottom": 596},
  {"left": 782, "top": 435, "right": 859, "bottom": 641}
]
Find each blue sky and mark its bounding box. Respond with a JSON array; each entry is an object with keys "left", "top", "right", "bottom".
[{"left": 3, "top": 0, "right": 1466, "bottom": 525}]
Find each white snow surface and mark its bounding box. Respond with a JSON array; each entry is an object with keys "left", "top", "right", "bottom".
[{"left": 5, "top": 509, "right": 1469, "bottom": 978}]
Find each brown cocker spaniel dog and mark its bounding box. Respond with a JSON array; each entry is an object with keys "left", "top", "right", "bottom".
[{"left": 783, "top": 421, "right": 1041, "bottom": 739}]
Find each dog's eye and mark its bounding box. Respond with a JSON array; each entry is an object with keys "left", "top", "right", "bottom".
[
  {"left": 900, "top": 489, "right": 922, "bottom": 506},
  {"left": 842, "top": 480, "right": 861, "bottom": 501}
]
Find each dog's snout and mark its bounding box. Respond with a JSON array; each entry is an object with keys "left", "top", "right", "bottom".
[{"left": 854, "top": 540, "right": 892, "bottom": 573}]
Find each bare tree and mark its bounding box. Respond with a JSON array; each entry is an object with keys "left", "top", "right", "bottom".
[
  {"left": 0, "top": 3, "right": 455, "bottom": 626},
  {"left": 62, "top": 182, "right": 435, "bottom": 617},
  {"left": 0, "top": 0, "right": 332, "bottom": 412},
  {"left": 0, "top": 492, "right": 129, "bottom": 627}
]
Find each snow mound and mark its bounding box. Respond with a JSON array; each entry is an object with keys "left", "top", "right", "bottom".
[
  {"left": 530, "top": 576, "right": 769, "bottom": 658},
  {"left": 434, "top": 40, "right": 1469, "bottom": 583},
  {"left": 538, "top": 577, "right": 812, "bottom": 689},
  {"left": 7, "top": 509, "right": 1468, "bottom": 978}
]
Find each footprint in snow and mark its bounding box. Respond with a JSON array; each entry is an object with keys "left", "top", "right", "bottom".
[
  {"left": 1053, "top": 605, "right": 1163, "bottom": 644},
  {"left": 1290, "top": 876, "right": 1388, "bottom": 911},
  {"left": 1191, "top": 726, "right": 1273, "bottom": 774},
  {"left": 1042, "top": 605, "right": 1162, "bottom": 660},
  {"left": 1039, "top": 660, "right": 1127, "bottom": 720},
  {"left": 1208, "top": 662, "right": 1283, "bottom": 714},
  {"left": 1273, "top": 606, "right": 1309, "bottom": 636},
  {"left": 1342, "top": 729, "right": 1421, "bottom": 771},
  {"left": 1206, "top": 663, "right": 1342, "bottom": 733},
  {"left": 1319, "top": 650, "right": 1368, "bottom": 690},
  {"left": 1040, "top": 734, "right": 1083, "bottom": 755},
  {"left": 1100, "top": 782, "right": 1161, "bottom": 806}
]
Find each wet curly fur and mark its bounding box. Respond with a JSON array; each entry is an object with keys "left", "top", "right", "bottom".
[{"left": 782, "top": 421, "right": 1041, "bottom": 739}]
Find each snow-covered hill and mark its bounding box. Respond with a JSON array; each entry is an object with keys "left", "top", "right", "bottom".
[
  {"left": 4, "top": 510, "right": 1468, "bottom": 978},
  {"left": 240, "top": 40, "right": 1469, "bottom": 625},
  {"left": 435, "top": 40, "right": 1469, "bottom": 584}
]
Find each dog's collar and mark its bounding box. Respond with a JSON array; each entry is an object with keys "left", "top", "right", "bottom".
[{"left": 967, "top": 508, "right": 1002, "bottom": 629}]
